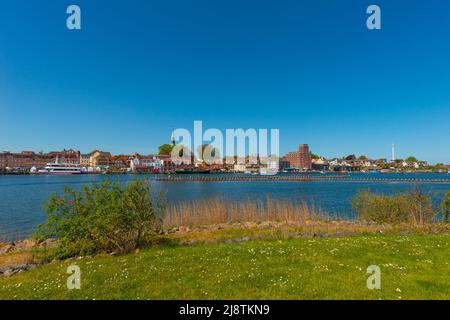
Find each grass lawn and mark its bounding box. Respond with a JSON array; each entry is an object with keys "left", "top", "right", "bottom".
[{"left": 0, "top": 234, "right": 449, "bottom": 300}]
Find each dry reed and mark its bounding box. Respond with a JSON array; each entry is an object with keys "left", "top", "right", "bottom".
[{"left": 163, "top": 197, "right": 325, "bottom": 228}]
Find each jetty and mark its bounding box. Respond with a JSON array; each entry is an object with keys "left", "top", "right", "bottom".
[{"left": 157, "top": 175, "right": 450, "bottom": 183}]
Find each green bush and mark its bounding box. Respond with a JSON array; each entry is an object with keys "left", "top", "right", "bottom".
[
  {"left": 442, "top": 191, "right": 450, "bottom": 222},
  {"left": 352, "top": 188, "right": 435, "bottom": 225},
  {"left": 34, "top": 179, "right": 165, "bottom": 258}
]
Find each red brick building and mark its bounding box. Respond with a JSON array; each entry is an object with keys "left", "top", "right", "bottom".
[
  {"left": 282, "top": 144, "right": 312, "bottom": 170},
  {"left": 109, "top": 155, "right": 131, "bottom": 170},
  {"left": 0, "top": 151, "right": 52, "bottom": 169},
  {"left": 48, "top": 150, "right": 80, "bottom": 165}
]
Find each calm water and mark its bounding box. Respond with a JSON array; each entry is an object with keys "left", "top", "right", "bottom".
[{"left": 0, "top": 173, "right": 449, "bottom": 241}]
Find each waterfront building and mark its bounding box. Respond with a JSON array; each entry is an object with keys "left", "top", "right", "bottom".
[
  {"left": 282, "top": 144, "right": 312, "bottom": 170},
  {"left": 0, "top": 151, "right": 51, "bottom": 170},
  {"left": 109, "top": 155, "right": 132, "bottom": 171},
  {"left": 48, "top": 150, "right": 80, "bottom": 166},
  {"left": 156, "top": 155, "right": 179, "bottom": 171},
  {"left": 130, "top": 155, "right": 163, "bottom": 172},
  {"left": 311, "top": 158, "right": 330, "bottom": 171},
  {"left": 32, "top": 153, "right": 53, "bottom": 168},
  {"left": 80, "top": 154, "right": 91, "bottom": 167},
  {"left": 233, "top": 164, "right": 247, "bottom": 173},
  {"left": 0, "top": 152, "right": 9, "bottom": 169},
  {"left": 89, "top": 151, "right": 111, "bottom": 168},
  {"left": 328, "top": 158, "right": 360, "bottom": 172},
  {"left": 279, "top": 160, "right": 291, "bottom": 171},
  {"left": 233, "top": 163, "right": 259, "bottom": 173}
]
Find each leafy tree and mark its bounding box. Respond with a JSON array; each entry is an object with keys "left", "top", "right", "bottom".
[
  {"left": 158, "top": 144, "right": 174, "bottom": 155},
  {"left": 345, "top": 154, "right": 356, "bottom": 161},
  {"left": 310, "top": 153, "right": 320, "bottom": 160},
  {"left": 358, "top": 155, "right": 368, "bottom": 161},
  {"left": 434, "top": 163, "right": 446, "bottom": 170},
  {"left": 35, "top": 179, "right": 165, "bottom": 258},
  {"left": 405, "top": 156, "right": 418, "bottom": 162},
  {"left": 441, "top": 191, "right": 450, "bottom": 222}
]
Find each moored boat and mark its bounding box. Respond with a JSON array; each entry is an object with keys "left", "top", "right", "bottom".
[{"left": 40, "top": 157, "right": 82, "bottom": 175}]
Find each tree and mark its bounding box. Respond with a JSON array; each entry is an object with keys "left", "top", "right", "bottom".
[
  {"left": 405, "top": 156, "right": 418, "bottom": 163},
  {"left": 345, "top": 154, "right": 356, "bottom": 161},
  {"left": 310, "top": 153, "right": 320, "bottom": 160},
  {"left": 158, "top": 144, "right": 174, "bottom": 155},
  {"left": 358, "top": 155, "right": 368, "bottom": 161}
]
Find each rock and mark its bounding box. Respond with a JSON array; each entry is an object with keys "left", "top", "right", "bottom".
[
  {"left": 0, "top": 238, "right": 54, "bottom": 255},
  {"left": 0, "top": 264, "right": 37, "bottom": 277},
  {"left": 224, "top": 236, "right": 252, "bottom": 244},
  {"left": 40, "top": 239, "right": 57, "bottom": 248},
  {"left": 14, "top": 239, "right": 37, "bottom": 251},
  {"left": 3, "top": 269, "right": 18, "bottom": 277},
  {"left": 0, "top": 244, "right": 15, "bottom": 254},
  {"left": 236, "top": 236, "right": 251, "bottom": 243}
]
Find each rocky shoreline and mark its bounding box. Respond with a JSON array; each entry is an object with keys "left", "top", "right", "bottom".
[{"left": 0, "top": 238, "right": 57, "bottom": 277}]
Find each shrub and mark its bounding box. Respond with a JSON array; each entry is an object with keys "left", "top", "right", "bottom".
[
  {"left": 352, "top": 187, "right": 434, "bottom": 225},
  {"left": 34, "top": 178, "right": 165, "bottom": 258},
  {"left": 442, "top": 191, "right": 450, "bottom": 222}
]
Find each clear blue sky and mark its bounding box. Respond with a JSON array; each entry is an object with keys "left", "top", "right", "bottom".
[{"left": 0, "top": 0, "right": 449, "bottom": 163}]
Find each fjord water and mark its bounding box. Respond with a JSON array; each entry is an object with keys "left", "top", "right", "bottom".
[{"left": 0, "top": 173, "right": 449, "bottom": 241}]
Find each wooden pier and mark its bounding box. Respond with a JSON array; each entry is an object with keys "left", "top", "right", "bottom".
[{"left": 156, "top": 175, "right": 450, "bottom": 183}]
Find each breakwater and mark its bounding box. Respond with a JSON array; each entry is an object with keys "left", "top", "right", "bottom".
[{"left": 157, "top": 175, "right": 450, "bottom": 183}]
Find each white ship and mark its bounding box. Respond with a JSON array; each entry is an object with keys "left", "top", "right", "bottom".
[{"left": 39, "top": 157, "right": 82, "bottom": 175}]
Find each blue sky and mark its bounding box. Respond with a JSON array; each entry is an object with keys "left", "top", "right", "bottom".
[{"left": 0, "top": 0, "right": 449, "bottom": 163}]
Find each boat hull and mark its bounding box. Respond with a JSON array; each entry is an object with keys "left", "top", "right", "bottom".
[{"left": 40, "top": 171, "right": 82, "bottom": 175}]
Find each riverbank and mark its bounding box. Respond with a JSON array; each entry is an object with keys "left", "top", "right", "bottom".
[
  {"left": 1, "top": 226, "right": 449, "bottom": 299},
  {"left": 1, "top": 220, "right": 447, "bottom": 275}
]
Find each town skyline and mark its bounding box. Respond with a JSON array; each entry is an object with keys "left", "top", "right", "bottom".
[
  {"left": 0, "top": 142, "right": 447, "bottom": 166},
  {"left": 1, "top": 1, "right": 449, "bottom": 164}
]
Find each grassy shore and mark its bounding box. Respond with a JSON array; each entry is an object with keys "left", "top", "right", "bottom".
[
  {"left": 1, "top": 188, "right": 448, "bottom": 300},
  {"left": 1, "top": 229, "right": 449, "bottom": 300}
]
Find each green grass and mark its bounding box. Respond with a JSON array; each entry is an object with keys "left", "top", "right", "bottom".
[{"left": 1, "top": 234, "right": 449, "bottom": 300}]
